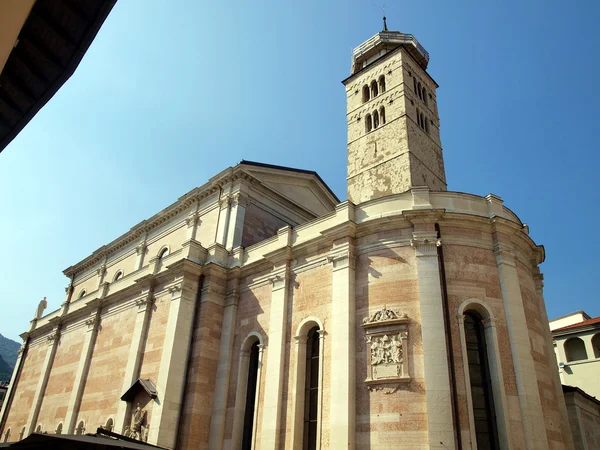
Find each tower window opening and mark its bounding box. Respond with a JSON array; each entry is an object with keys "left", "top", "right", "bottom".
[
  {"left": 362, "top": 85, "right": 370, "bottom": 103},
  {"left": 413, "top": 77, "right": 418, "bottom": 96},
  {"left": 424, "top": 117, "right": 429, "bottom": 133},
  {"left": 422, "top": 87, "right": 427, "bottom": 105},
  {"left": 365, "top": 114, "right": 372, "bottom": 133},
  {"left": 565, "top": 337, "right": 588, "bottom": 362},
  {"left": 417, "top": 81, "right": 422, "bottom": 100},
  {"left": 379, "top": 106, "right": 386, "bottom": 125},
  {"left": 378, "top": 75, "right": 386, "bottom": 93},
  {"left": 373, "top": 110, "right": 380, "bottom": 129},
  {"left": 370, "top": 80, "right": 378, "bottom": 98},
  {"left": 303, "top": 327, "right": 321, "bottom": 450},
  {"left": 464, "top": 312, "right": 500, "bottom": 450}
]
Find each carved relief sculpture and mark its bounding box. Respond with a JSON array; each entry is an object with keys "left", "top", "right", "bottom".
[
  {"left": 124, "top": 404, "right": 149, "bottom": 442},
  {"left": 362, "top": 306, "right": 409, "bottom": 391}
]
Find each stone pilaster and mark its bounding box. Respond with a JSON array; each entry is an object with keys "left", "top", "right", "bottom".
[
  {"left": 260, "top": 235, "right": 292, "bottom": 450},
  {"left": 0, "top": 340, "right": 28, "bottom": 434},
  {"left": 26, "top": 327, "right": 60, "bottom": 435},
  {"left": 114, "top": 281, "right": 155, "bottom": 433},
  {"left": 411, "top": 230, "right": 456, "bottom": 449},
  {"left": 96, "top": 263, "right": 107, "bottom": 289},
  {"left": 216, "top": 196, "right": 232, "bottom": 247},
  {"left": 225, "top": 193, "right": 248, "bottom": 250},
  {"left": 64, "top": 305, "right": 101, "bottom": 433},
  {"left": 148, "top": 280, "right": 198, "bottom": 448},
  {"left": 327, "top": 237, "right": 356, "bottom": 449},
  {"left": 493, "top": 235, "right": 548, "bottom": 450},
  {"left": 186, "top": 208, "right": 202, "bottom": 241},
  {"left": 135, "top": 239, "right": 148, "bottom": 271},
  {"left": 208, "top": 284, "right": 239, "bottom": 450}
]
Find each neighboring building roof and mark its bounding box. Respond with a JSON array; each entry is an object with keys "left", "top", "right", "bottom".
[
  {"left": 562, "top": 384, "right": 600, "bottom": 405},
  {"left": 0, "top": 0, "right": 118, "bottom": 153},
  {"left": 553, "top": 316, "right": 600, "bottom": 333}
]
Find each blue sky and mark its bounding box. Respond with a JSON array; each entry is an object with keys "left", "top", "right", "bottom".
[{"left": 0, "top": 0, "right": 598, "bottom": 341}]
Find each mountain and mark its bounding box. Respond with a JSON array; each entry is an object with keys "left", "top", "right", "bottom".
[{"left": 0, "top": 333, "right": 20, "bottom": 382}]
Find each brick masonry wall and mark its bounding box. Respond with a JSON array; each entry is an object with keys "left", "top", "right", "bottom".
[{"left": 354, "top": 230, "right": 428, "bottom": 448}]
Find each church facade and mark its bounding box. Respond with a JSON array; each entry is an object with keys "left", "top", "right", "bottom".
[{"left": 0, "top": 28, "right": 574, "bottom": 450}]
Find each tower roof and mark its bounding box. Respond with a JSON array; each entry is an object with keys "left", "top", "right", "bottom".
[{"left": 350, "top": 30, "right": 429, "bottom": 74}]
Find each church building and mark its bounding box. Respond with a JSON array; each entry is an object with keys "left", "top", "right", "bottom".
[{"left": 0, "top": 26, "right": 574, "bottom": 450}]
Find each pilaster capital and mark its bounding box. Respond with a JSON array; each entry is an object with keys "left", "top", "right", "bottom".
[
  {"left": 411, "top": 231, "right": 440, "bottom": 257},
  {"left": 494, "top": 243, "right": 515, "bottom": 267},
  {"left": 168, "top": 284, "right": 182, "bottom": 295},
  {"left": 231, "top": 192, "right": 249, "bottom": 208},
  {"left": 47, "top": 329, "right": 61, "bottom": 344},
  {"left": 99, "top": 281, "right": 110, "bottom": 299},
  {"left": 135, "top": 294, "right": 155, "bottom": 308},
  {"left": 96, "top": 265, "right": 107, "bottom": 278},
  {"left": 186, "top": 211, "right": 202, "bottom": 228},
  {"left": 219, "top": 196, "right": 231, "bottom": 209},
  {"left": 294, "top": 335, "right": 308, "bottom": 345},
  {"left": 327, "top": 242, "right": 355, "bottom": 271},
  {"left": 136, "top": 242, "right": 147, "bottom": 256},
  {"left": 269, "top": 273, "right": 288, "bottom": 291},
  {"left": 85, "top": 314, "right": 99, "bottom": 331}
]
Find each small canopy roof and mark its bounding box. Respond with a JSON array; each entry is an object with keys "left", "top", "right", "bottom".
[
  {"left": 120, "top": 378, "right": 157, "bottom": 402},
  {"left": 0, "top": 429, "right": 165, "bottom": 449}
]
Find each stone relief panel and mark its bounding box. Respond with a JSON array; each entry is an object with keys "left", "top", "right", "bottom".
[{"left": 362, "top": 306, "right": 409, "bottom": 392}]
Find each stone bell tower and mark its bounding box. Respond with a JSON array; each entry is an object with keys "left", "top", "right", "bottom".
[{"left": 343, "top": 21, "right": 447, "bottom": 204}]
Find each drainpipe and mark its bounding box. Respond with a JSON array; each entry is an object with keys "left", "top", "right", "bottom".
[{"left": 435, "top": 223, "right": 462, "bottom": 450}]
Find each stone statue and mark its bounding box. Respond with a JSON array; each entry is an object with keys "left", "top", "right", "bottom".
[
  {"left": 34, "top": 297, "right": 47, "bottom": 320},
  {"left": 125, "top": 404, "right": 146, "bottom": 440}
]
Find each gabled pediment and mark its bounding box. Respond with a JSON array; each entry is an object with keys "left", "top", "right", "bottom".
[{"left": 120, "top": 378, "right": 157, "bottom": 402}]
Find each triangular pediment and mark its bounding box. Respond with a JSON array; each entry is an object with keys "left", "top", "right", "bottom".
[{"left": 120, "top": 378, "right": 157, "bottom": 402}]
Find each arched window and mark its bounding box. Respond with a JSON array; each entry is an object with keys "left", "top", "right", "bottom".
[
  {"left": 417, "top": 81, "right": 422, "bottom": 100},
  {"left": 242, "top": 342, "right": 260, "bottom": 450},
  {"left": 78, "top": 289, "right": 86, "bottom": 299},
  {"left": 373, "top": 110, "right": 379, "bottom": 129},
  {"left": 292, "top": 319, "right": 324, "bottom": 448},
  {"left": 55, "top": 423, "right": 63, "bottom": 435},
  {"left": 113, "top": 271, "right": 123, "bottom": 282},
  {"left": 75, "top": 421, "right": 85, "bottom": 436},
  {"left": 422, "top": 86, "right": 427, "bottom": 105},
  {"left": 370, "top": 80, "right": 378, "bottom": 98},
  {"left": 158, "top": 247, "right": 169, "bottom": 260},
  {"left": 379, "top": 106, "right": 386, "bottom": 125},
  {"left": 413, "top": 77, "right": 418, "bottom": 96},
  {"left": 592, "top": 333, "right": 600, "bottom": 359},
  {"left": 362, "top": 85, "right": 370, "bottom": 103},
  {"left": 231, "top": 334, "right": 264, "bottom": 450},
  {"left": 565, "top": 337, "right": 588, "bottom": 362},
  {"left": 425, "top": 117, "right": 430, "bottom": 133},
  {"left": 378, "top": 75, "right": 386, "bottom": 93},
  {"left": 19, "top": 427, "right": 25, "bottom": 441},
  {"left": 304, "top": 327, "right": 321, "bottom": 450},
  {"left": 35, "top": 425, "right": 42, "bottom": 434},
  {"left": 104, "top": 418, "right": 113, "bottom": 432},
  {"left": 365, "top": 114, "right": 372, "bottom": 133},
  {"left": 464, "top": 312, "right": 500, "bottom": 450},
  {"left": 3, "top": 428, "right": 10, "bottom": 443}
]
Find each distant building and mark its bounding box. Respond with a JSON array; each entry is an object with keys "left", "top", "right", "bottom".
[
  {"left": 0, "top": 0, "right": 117, "bottom": 153},
  {"left": 551, "top": 311, "right": 600, "bottom": 399},
  {"left": 0, "top": 24, "right": 574, "bottom": 450}
]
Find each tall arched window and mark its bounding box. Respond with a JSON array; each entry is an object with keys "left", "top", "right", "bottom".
[
  {"left": 304, "top": 327, "right": 320, "bottom": 450},
  {"left": 379, "top": 106, "right": 386, "bottom": 125},
  {"left": 242, "top": 342, "right": 260, "bottom": 450},
  {"left": 3, "top": 428, "right": 10, "bottom": 443},
  {"left": 378, "top": 75, "right": 386, "bottom": 93},
  {"left": 365, "top": 114, "right": 372, "bottom": 133},
  {"left": 464, "top": 312, "right": 499, "bottom": 450},
  {"left": 417, "top": 81, "right": 422, "bottom": 100},
  {"left": 373, "top": 110, "right": 379, "bottom": 129},
  {"left": 35, "top": 425, "right": 42, "bottom": 434},
  {"left": 362, "top": 85, "right": 370, "bottom": 103},
  {"left": 565, "top": 337, "right": 588, "bottom": 362},
  {"left": 370, "top": 80, "right": 378, "bottom": 98},
  {"left": 231, "top": 334, "right": 264, "bottom": 450},
  {"left": 104, "top": 418, "right": 114, "bottom": 432},
  {"left": 422, "top": 86, "right": 427, "bottom": 105},
  {"left": 75, "top": 421, "right": 85, "bottom": 436},
  {"left": 55, "top": 423, "right": 63, "bottom": 435},
  {"left": 592, "top": 333, "right": 600, "bottom": 358}
]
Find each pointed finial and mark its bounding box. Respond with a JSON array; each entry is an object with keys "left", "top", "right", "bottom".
[{"left": 383, "top": 16, "right": 388, "bottom": 31}]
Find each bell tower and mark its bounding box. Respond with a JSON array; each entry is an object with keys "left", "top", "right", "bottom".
[{"left": 343, "top": 22, "right": 447, "bottom": 204}]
